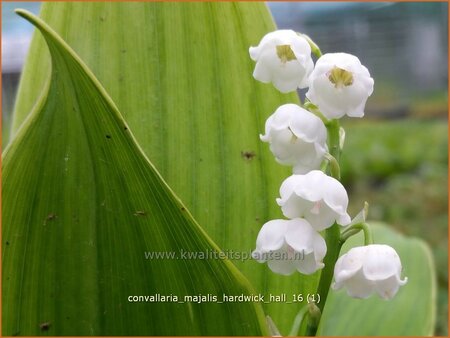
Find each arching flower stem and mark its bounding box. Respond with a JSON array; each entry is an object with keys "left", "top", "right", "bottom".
[
  {"left": 340, "top": 222, "right": 374, "bottom": 246},
  {"left": 300, "top": 33, "right": 322, "bottom": 58},
  {"left": 303, "top": 101, "right": 328, "bottom": 124}
]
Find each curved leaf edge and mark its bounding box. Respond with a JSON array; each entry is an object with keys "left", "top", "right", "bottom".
[{"left": 10, "top": 8, "right": 269, "bottom": 335}]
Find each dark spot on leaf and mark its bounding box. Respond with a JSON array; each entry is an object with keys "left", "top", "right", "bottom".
[
  {"left": 100, "top": 16, "right": 105, "bottom": 22},
  {"left": 44, "top": 213, "right": 57, "bottom": 225},
  {"left": 255, "top": 217, "right": 260, "bottom": 222},
  {"left": 181, "top": 207, "right": 186, "bottom": 211},
  {"left": 6, "top": 241, "right": 10, "bottom": 245},
  {"left": 124, "top": 126, "right": 128, "bottom": 131},
  {"left": 241, "top": 151, "right": 256, "bottom": 161},
  {"left": 39, "top": 322, "right": 51, "bottom": 331},
  {"left": 199, "top": 158, "right": 203, "bottom": 162},
  {"left": 106, "top": 135, "right": 112, "bottom": 139},
  {"left": 121, "top": 49, "right": 127, "bottom": 54},
  {"left": 134, "top": 211, "right": 147, "bottom": 216}
]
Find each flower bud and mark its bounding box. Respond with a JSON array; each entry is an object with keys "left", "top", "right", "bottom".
[
  {"left": 276, "top": 170, "right": 351, "bottom": 230},
  {"left": 333, "top": 244, "right": 407, "bottom": 299},
  {"left": 252, "top": 219, "right": 326, "bottom": 275},
  {"left": 306, "top": 53, "right": 374, "bottom": 119},
  {"left": 260, "top": 104, "right": 327, "bottom": 174},
  {"left": 249, "top": 30, "right": 314, "bottom": 93}
]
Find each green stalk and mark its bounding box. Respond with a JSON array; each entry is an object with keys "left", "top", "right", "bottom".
[
  {"left": 305, "top": 119, "right": 342, "bottom": 336},
  {"left": 340, "top": 222, "right": 374, "bottom": 246},
  {"left": 305, "top": 224, "right": 342, "bottom": 336},
  {"left": 325, "top": 119, "right": 341, "bottom": 163}
]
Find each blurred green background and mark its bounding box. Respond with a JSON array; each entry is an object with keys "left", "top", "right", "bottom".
[{"left": 2, "top": 1, "right": 448, "bottom": 335}]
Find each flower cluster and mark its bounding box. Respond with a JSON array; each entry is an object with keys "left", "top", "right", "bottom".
[{"left": 249, "top": 30, "right": 406, "bottom": 300}]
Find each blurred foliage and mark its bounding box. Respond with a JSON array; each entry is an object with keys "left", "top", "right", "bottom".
[
  {"left": 341, "top": 118, "right": 448, "bottom": 335},
  {"left": 411, "top": 91, "right": 449, "bottom": 119},
  {"left": 341, "top": 119, "right": 447, "bottom": 185}
]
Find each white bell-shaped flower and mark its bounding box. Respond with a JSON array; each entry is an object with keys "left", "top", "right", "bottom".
[
  {"left": 276, "top": 170, "right": 351, "bottom": 230},
  {"left": 333, "top": 244, "right": 407, "bottom": 299},
  {"left": 260, "top": 104, "right": 328, "bottom": 174},
  {"left": 306, "top": 53, "right": 374, "bottom": 119},
  {"left": 252, "top": 218, "right": 326, "bottom": 275},
  {"left": 249, "top": 30, "right": 314, "bottom": 93}
]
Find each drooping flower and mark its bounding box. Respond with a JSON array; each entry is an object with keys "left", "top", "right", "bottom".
[
  {"left": 276, "top": 170, "right": 351, "bottom": 230},
  {"left": 333, "top": 244, "right": 407, "bottom": 299},
  {"left": 260, "top": 104, "right": 328, "bottom": 174},
  {"left": 249, "top": 30, "right": 314, "bottom": 93},
  {"left": 306, "top": 53, "right": 374, "bottom": 119},
  {"left": 252, "top": 218, "right": 326, "bottom": 275}
]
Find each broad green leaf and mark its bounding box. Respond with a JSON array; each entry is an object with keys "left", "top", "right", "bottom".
[
  {"left": 2, "top": 10, "right": 269, "bottom": 336},
  {"left": 10, "top": 3, "right": 318, "bottom": 334},
  {"left": 318, "top": 223, "right": 436, "bottom": 336}
]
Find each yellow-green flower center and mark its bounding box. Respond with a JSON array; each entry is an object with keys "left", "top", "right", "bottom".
[
  {"left": 328, "top": 66, "right": 354, "bottom": 88},
  {"left": 276, "top": 45, "right": 297, "bottom": 63}
]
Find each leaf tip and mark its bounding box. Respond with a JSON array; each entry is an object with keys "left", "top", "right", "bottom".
[
  {"left": 14, "top": 8, "right": 30, "bottom": 19},
  {"left": 14, "top": 8, "right": 41, "bottom": 29}
]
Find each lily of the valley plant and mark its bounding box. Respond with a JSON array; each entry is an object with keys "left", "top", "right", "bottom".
[{"left": 249, "top": 30, "right": 407, "bottom": 335}]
